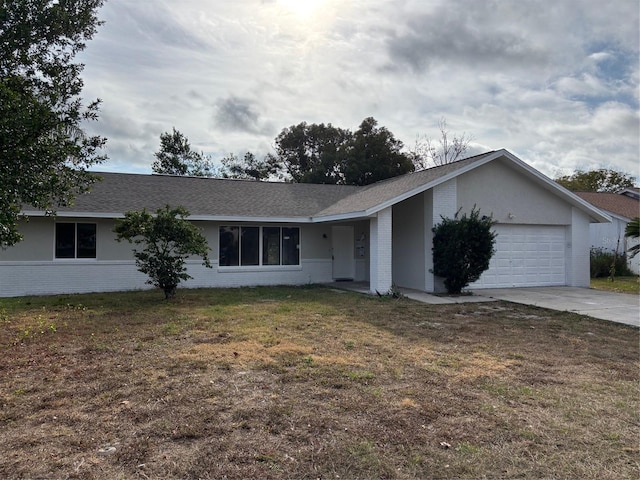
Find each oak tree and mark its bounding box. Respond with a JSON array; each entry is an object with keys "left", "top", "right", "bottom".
[
  {"left": 274, "top": 121, "right": 351, "bottom": 184},
  {"left": 1, "top": 0, "right": 107, "bottom": 247},
  {"left": 272, "top": 117, "right": 414, "bottom": 185},
  {"left": 342, "top": 117, "right": 415, "bottom": 185}
]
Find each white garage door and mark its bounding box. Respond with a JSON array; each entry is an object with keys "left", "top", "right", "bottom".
[{"left": 470, "top": 225, "right": 566, "bottom": 289}]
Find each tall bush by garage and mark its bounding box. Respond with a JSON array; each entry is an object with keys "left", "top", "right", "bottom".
[{"left": 431, "top": 207, "right": 497, "bottom": 294}]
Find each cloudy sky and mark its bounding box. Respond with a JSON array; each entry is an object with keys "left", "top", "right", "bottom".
[{"left": 78, "top": 0, "right": 640, "bottom": 181}]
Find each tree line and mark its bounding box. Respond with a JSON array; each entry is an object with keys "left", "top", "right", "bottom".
[{"left": 152, "top": 117, "right": 472, "bottom": 185}]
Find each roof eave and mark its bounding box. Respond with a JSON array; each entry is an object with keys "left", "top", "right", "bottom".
[
  {"left": 21, "top": 210, "right": 125, "bottom": 219},
  {"left": 310, "top": 211, "right": 371, "bottom": 223},
  {"left": 21, "top": 210, "right": 315, "bottom": 223}
]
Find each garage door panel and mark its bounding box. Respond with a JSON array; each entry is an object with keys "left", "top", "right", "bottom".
[{"left": 470, "top": 225, "right": 566, "bottom": 288}]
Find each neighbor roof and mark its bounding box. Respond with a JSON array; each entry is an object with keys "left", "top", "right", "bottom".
[
  {"left": 574, "top": 191, "right": 640, "bottom": 220},
  {"left": 619, "top": 187, "right": 640, "bottom": 200}
]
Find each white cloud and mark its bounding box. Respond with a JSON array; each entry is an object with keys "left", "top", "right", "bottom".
[{"left": 77, "top": 0, "right": 639, "bottom": 182}]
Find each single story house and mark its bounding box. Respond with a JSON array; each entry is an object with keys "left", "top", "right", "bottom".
[
  {"left": 1, "top": 149, "right": 611, "bottom": 298},
  {"left": 574, "top": 190, "right": 640, "bottom": 274}
]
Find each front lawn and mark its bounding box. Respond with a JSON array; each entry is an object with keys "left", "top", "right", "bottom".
[{"left": 1, "top": 286, "right": 638, "bottom": 479}]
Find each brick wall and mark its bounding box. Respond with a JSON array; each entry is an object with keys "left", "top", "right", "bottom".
[
  {"left": 0, "top": 259, "right": 333, "bottom": 297},
  {"left": 369, "top": 207, "right": 392, "bottom": 294}
]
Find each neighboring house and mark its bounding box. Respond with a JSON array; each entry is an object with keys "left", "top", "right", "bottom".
[
  {"left": 574, "top": 190, "right": 640, "bottom": 274},
  {"left": 1, "top": 149, "right": 611, "bottom": 298},
  {"left": 619, "top": 187, "right": 640, "bottom": 200}
]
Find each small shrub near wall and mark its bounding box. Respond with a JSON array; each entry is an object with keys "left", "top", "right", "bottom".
[{"left": 590, "top": 248, "right": 633, "bottom": 278}]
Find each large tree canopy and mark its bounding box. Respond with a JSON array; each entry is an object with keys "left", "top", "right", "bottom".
[
  {"left": 152, "top": 128, "right": 216, "bottom": 177},
  {"left": 555, "top": 169, "right": 636, "bottom": 192},
  {"left": 273, "top": 121, "right": 352, "bottom": 183},
  {"left": 342, "top": 117, "right": 415, "bottom": 186},
  {"left": 0, "top": 0, "right": 107, "bottom": 247},
  {"left": 270, "top": 117, "right": 414, "bottom": 185}
]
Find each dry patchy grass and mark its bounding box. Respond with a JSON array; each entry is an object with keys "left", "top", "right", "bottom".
[{"left": 0, "top": 286, "right": 638, "bottom": 479}]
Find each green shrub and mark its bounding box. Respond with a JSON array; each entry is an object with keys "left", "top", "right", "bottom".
[
  {"left": 590, "top": 248, "right": 633, "bottom": 278},
  {"left": 114, "top": 205, "right": 212, "bottom": 299},
  {"left": 431, "top": 207, "right": 497, "bottom": 294}
]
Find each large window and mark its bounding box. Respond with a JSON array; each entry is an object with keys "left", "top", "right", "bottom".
[
  {"left": 55, "top": 223, "right": 96, "bottom": 259},
  {"left": 219, "top": 226, "right": 300, "bottom": 267}
]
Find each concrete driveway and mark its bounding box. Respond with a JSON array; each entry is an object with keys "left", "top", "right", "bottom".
[{"left": 475, "top": 287, "right": 640, "bottom": 327}]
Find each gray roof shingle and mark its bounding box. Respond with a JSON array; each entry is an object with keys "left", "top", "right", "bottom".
[
  {"left": 34, "top": 150, "right": 602, "bottom": 223},
  {"left": 45, "top": 152, "right": 496, "bottom": 220},
  {"left": 313, "top": 152, "right": 496, "bottom": 217},
  {"left": 53, "top": 173, "right": 359, "bottom": 219}
]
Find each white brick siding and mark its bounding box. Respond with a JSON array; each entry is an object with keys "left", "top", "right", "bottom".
[
  {"left": 0, "top": 259, "right": 332, "bottom": 297},
  {"left": 369, "top": 207, "right": 393, "bottom": 294}
]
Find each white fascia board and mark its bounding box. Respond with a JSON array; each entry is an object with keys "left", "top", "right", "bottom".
[
  {"left": 22, "top": 210, "right": 124, "bottom": 219},
  {"left": 618, "top": 188, "right": 640, "bottom": 199},
  {"left": 600, "top": 211, "right": 631, "bottom": 223},
  {"left": 22, "top": 210, "right": 314, "bottom": 224},
  {"left": 310, "top": 211, "right": 370, "bottom": 223},
  {"left": 499, "top": 150, "right": 612, "bottom": 223},
  {"left": 188, "top": 215, "right": 314, "bottom": 223}
]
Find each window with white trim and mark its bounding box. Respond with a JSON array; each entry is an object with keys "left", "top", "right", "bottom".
[
  {"left": 55, "top": 223, "right": 97, "bottom": 259},
  {"left": 219, "top": 226, "right": 300, "bottom": 267}
]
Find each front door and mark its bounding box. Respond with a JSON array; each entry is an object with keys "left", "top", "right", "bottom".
[{"left": 332, "top": 226, "right": 355, "bottom": 280}]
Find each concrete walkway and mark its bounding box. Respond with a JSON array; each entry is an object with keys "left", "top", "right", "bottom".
[{"left": 328, "top": 283, "right": 639, "bottom": 327}]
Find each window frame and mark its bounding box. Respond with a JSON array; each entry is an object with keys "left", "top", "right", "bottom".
[
  {"left": 218, "top": 225, "right": 301, "bottom": 270},
  {"left": 54, "top": 222, "right": 97, "bottom": 260}
]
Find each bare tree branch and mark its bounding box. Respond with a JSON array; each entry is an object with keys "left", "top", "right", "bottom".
[{"left": 413, "top": 118, "right": 473, "bottom": 170}]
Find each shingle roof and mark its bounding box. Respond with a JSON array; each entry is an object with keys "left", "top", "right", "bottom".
[
  {"left": 53, "top": 173, "right": 359, "bottom": 219},
  {"left": 29, "top": 149, "right": 608, "bottom": 224},
  {"left": 619, "top": 187, "right": 640, "bottom": 200},
  {"left": 574, "top": 191, "right": 640, "bottom": 220},
  {"left": 44, "top": 152, "right": 496, "bottom": 220},
  {"left": 313, "top": 152, "right": 496, "bottom": 217}
]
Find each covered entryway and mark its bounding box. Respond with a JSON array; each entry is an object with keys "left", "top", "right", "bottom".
[
  {"left": 470, "top": 225, "right": 566, "bottom": 288},
  {"left": 332, "top": 226, "right": 355, "bottom": 280}
]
